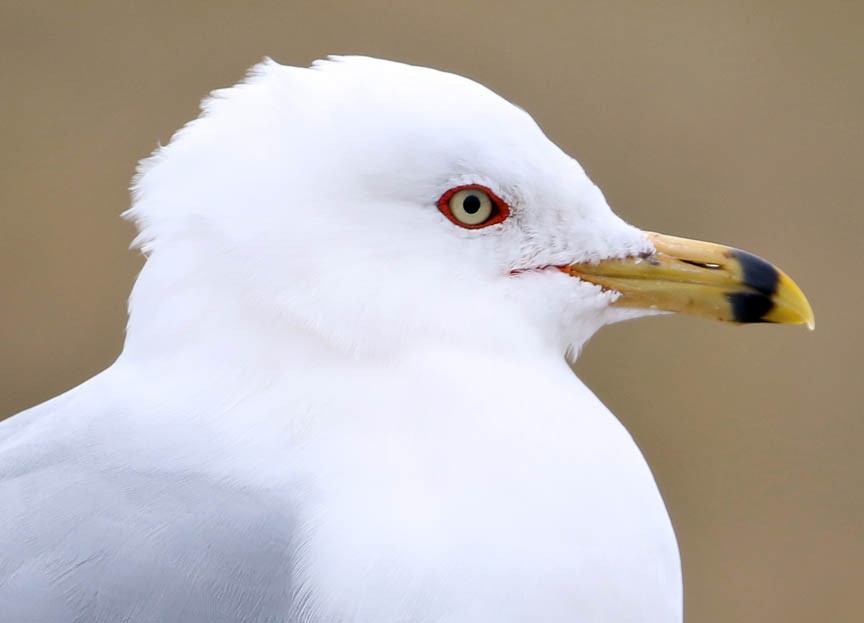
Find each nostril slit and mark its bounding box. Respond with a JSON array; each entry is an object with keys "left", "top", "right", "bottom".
[{"left": 681, "top": 259, "right": 722, "bottom": 269}]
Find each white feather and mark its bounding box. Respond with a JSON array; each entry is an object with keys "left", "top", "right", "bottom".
[{"left": 0, "top": 56, "right": 678, "bottom": 622}]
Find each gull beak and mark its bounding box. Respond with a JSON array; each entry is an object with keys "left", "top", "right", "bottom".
[{"left": 563, "top": 232, "right": 815, "bottom": 329}]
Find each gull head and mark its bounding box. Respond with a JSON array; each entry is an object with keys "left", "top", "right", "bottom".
[{"left": 124, "top": 56, "right": 813, "bottom": 362}]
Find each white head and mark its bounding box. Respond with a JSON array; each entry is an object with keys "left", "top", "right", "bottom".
[{"left": 120, "top": 57, "right": 694, "bottom": 364}]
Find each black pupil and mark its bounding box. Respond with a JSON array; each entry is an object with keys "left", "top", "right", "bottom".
[{"left": 462, "top": 194, "right": 483, "bottom": 215}]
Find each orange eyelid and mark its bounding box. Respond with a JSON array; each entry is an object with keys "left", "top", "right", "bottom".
[{"left": 437, "top": 184, "right": 511, "bottom": 229}]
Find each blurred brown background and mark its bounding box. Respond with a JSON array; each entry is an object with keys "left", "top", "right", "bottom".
[{"left": 1, "top": 1, "right": 861, "bottom": 621}]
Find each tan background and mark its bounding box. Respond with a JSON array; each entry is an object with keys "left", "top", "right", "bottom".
[{"left": 1, "top": 1, "right": 861, "bottom": 621}]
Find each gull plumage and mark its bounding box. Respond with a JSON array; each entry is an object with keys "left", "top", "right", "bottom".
[{"left": 0, "top": 56, "right": 812, "bottom": 622}]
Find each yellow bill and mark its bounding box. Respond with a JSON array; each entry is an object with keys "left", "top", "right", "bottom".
[{"left": 563, "top": 232, "right": 814, "bottom": 329}]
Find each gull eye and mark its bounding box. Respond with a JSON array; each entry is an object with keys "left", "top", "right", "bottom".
[
  {"left": 437, "top": 185, "right": 510, "bottom": 229},
  {"left": 450, "top": 189, "right": 492, "bottom": 225}
]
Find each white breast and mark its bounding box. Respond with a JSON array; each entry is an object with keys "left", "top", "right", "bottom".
[{"left": 279, "top": 346, "right": 682, "bottom": 623}]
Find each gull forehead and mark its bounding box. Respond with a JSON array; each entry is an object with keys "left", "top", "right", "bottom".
[{"left": 130, "top": 55, "right": 641, "bottom": 261}]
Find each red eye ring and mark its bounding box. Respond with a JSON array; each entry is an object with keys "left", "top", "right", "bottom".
[{"left": 437, "top": 184, "right": 511, "bottom": 229}]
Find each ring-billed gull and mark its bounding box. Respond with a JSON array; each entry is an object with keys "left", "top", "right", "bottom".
[{"left": 0, "top": 57, "right": 813, "bottom": 623}]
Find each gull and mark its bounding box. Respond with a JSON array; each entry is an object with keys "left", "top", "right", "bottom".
[{"left": 0, "top": 56, "right": 813, "bottom": 623}]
